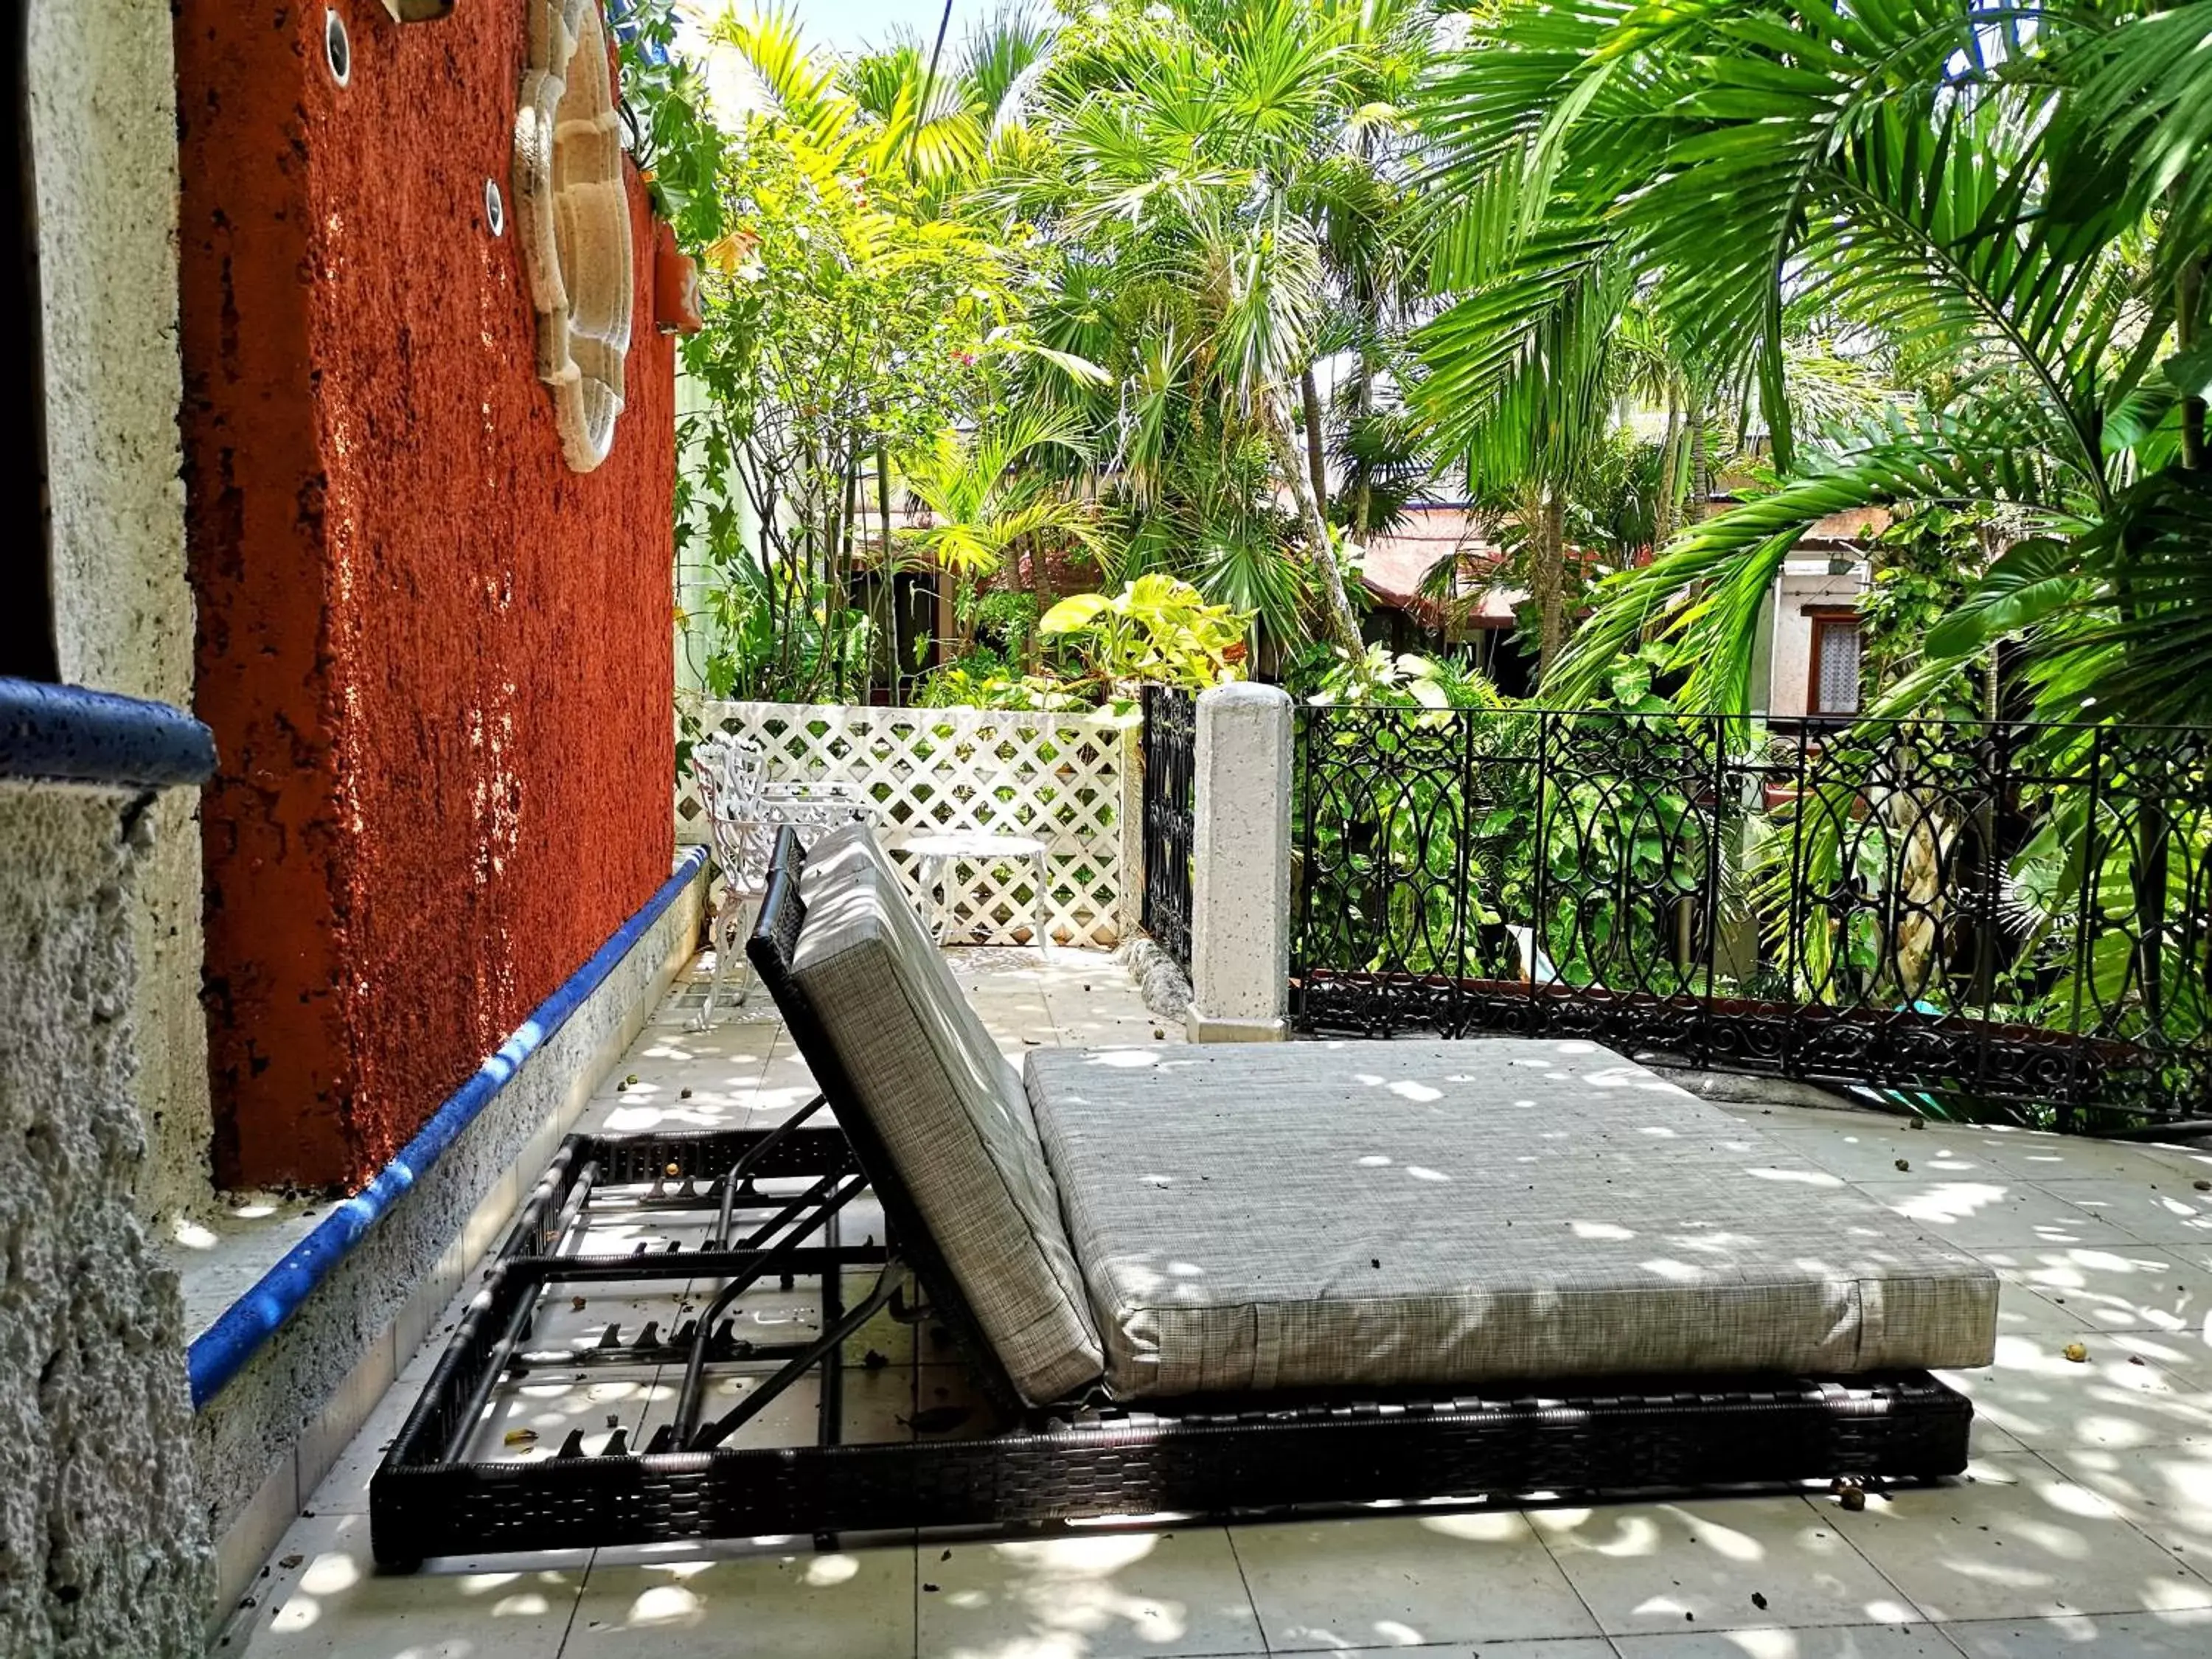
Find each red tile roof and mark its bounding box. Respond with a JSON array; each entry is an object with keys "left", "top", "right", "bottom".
[{"left": 1354, "top": 507, "right": 1522, "bottom": 628}]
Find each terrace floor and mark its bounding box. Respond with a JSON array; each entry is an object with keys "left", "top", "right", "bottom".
[{"left": 221, "top": 947, "right": 2212, "bottom": 1659}]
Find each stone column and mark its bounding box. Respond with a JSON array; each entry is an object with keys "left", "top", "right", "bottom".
[
  {"left": 0, "top": 686, "right": 215, "bottom": 1658},
  {"left": 1186, "top": 682, "right": 1292, "bottom": 1042}
]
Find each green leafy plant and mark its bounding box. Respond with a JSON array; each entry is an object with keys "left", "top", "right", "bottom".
[
  {"left": 614, "top": 0, "right": 731, "bottom": 247},
  {"left": 680, "top": 117, "right": 1017, "bottom": 700},
  {"left": 1414, "top": 1, "right": 2212, "bottom": 731},
  {"left": 1038, "top": 575, "right": 1252, "bottom": 693}
]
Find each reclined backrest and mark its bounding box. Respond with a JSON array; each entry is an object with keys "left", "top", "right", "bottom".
[{"left": 776, "top": 823, "right": 1105, "bottom": 1405}]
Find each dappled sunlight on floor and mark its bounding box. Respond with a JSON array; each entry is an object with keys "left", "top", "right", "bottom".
[{"left": 218, "top": 947, "right": 2212, "bottom": 1658}]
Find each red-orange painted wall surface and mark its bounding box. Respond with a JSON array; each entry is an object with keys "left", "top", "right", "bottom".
[{"left": 177, "top": 2, "right": 675, "bottom": 1189}]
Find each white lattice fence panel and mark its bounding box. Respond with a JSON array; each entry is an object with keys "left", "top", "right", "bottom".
[{"left": 678, "top": 701, "right": 1129, "bottom": 947}]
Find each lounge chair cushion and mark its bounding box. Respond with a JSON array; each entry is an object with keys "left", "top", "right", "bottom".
[
  {"left": 790, "top": 824, "right": 1105, "bottom": 1403},
  {"left": 1026, "top": 1040, "right": 1997, "bottom": 1399}
]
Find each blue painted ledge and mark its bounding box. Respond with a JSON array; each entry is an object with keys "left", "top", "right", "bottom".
[
  {"left": 0, "top": 677, "right": 216, "bottom": 789},
  {"left": 187, "top": 844, "right": 709, "bottom": 1408}
]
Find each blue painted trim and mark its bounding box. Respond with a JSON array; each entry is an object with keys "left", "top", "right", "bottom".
[
  {"left": 0, "top": 677, "right": 216, "bottom": 790},
  {"left": 187, "top": 846, "right": 709, "bottom": 1409}
]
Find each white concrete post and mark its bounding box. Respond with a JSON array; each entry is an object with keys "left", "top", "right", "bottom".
[{"left": 1186, "top": 682, "right": 1292, "bottom": 1042}]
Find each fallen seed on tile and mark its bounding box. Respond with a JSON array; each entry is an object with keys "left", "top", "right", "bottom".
[{"left": 2063, "top": 1341, "right": 2089, "bottom": 1362}]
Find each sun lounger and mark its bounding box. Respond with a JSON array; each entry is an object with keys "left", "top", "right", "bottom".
[{"left": 369, "top": 824, "right": 1992, "bottom": 1564}]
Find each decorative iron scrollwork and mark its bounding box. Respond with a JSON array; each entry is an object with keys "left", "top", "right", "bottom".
[
  {"left": 1139, "top": 686, "right": 1196, "bottom": 978},
  {"left": 1293, "top": 708, "right": 2212, "bottom": 1129}
]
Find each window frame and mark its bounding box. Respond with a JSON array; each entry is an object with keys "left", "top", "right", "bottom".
[{"left": 1804, "top": 607, "right": 1863, "bottom": 719}]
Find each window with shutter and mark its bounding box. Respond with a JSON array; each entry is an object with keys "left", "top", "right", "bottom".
[{"left": 1810, "top": 616, "right": 1863, "bottom": 716}]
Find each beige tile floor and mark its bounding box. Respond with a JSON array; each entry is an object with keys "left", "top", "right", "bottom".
[{"left": 220, "top": 949, "right": 2212, "bottom": 1658}]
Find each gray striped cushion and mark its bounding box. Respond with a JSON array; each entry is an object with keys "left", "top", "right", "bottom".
[
  {"left": 791, "top": 824, "right": 1103, "bottom": 1403},
  {"left": 1026, "top": 1040, "right": 1996, "bottom": 1399}
]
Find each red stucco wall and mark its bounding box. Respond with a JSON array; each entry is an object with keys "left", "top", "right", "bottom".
[{"left": 177, "top": 2, "right": 675, "bottom": 1190}]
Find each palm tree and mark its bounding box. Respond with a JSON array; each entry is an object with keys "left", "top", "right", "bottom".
[
  {"left": 1413, "top": 0, "right": 2212, "bottom": 728},
  {"left": 983, "top": 0, "right": 1441, "bottom": 661},
  {"left": 897, "top": 411, "right": 1105, "bottom": 668},
  {"left": 714, "top": 5, "right": 1048, "bottom": 199}
]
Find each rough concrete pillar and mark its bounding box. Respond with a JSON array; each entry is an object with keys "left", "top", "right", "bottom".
[
  {"left": 30, "top": 0, "right": 215, "bottom": 1230},
  {"left": 0, "top": 689, "right": 215, "bottom": 1658},
  {"left": 1186, "top": 682, "right": 1292, "bottom": 1042}
]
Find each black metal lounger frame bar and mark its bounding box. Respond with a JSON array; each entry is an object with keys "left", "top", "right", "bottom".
[{"left": 369, "top": 830, "right": 1975, "bottom": 1568}]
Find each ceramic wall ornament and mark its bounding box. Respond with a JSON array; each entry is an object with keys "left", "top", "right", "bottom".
[
  {"left": 653, "top": 220, "right": 705, "bottom": 335},
  {"left": 514, "top": 0, "right": 635, "bottom": 472}
]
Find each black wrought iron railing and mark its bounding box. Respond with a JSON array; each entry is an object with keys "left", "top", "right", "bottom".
[
  {"left": 1292, "top": 707, "right": 2212, "bottom": 1129},
  {"left": 1139, "top": 685, "right": 1197, "bottom": 978}
]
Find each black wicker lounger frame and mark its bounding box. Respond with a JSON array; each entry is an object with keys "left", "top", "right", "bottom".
[{"left": 369, "top": 830, "right": 1974, "bottom": 1568}]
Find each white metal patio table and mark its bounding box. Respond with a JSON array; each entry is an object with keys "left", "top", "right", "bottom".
[{"left": 904, "top": 831, "right": 1052, "bottom": 949}]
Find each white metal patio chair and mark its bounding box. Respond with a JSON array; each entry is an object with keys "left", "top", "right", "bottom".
[{"left": 692, "top": 737, "right": 873, "bottom": 1029}]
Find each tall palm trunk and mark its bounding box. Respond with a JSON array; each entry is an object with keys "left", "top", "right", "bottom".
[
  {"left": 875, "top": 439, "right": 899, "bottom": 703},
  {"left": 2180, "top": 255, "right": 2206, "bottom": 472},
  {"left": 1687, "top": 385, "right": 1710, "bottom": 518},
  {"left": 1654, "top": 381, "right": 1682, "bottom": 550},
  {"left": 1350, "top": 369, "right": 1374, "bottom": 535},
  {"left": 1020, "top": 535, "right": 1046, "bottom": 670},
  {"left": 1266, "top": 399, "right": 1364, "bottom": 658},
  {"left": 1300, "top": 366, "right": 1330, "bottom": 522},
  {"left": 1532, "top": 488, "right": 1567, "bottom": 688}
]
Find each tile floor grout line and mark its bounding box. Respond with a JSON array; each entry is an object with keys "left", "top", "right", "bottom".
[
  {"left": 2002, "top": 1433, "right": 2212, "bottom": 1605},
  {"left": 1219, "top": 1519, "right": 1276, "bottom": 1658},
  {"left": 549, "top": 1547, "right": 597, "bottom": 1658},
  {"left": 1780, "top": 1487, "right": 1961, "bottom": 1635},
  {"left": 1521, "top": 1498, "right": 1621, "bottom": 1648},
  {"left": 1528, "top": 1484, "right": 1975, "bottom": 1646}
]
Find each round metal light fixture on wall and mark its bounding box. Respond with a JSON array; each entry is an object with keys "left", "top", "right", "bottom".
[
  {"left": 324, "top": 9, "right": 352, "bottom": 87},
  {"left": 484, "top": 178, "right": 506, "bottom": 238},
  {"left": 513, "top": 0, "right": 635, "bottom": 473}
]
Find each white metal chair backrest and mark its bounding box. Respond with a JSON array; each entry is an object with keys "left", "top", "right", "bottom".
[
  {"left": 718, "top": 737, "right": 773, "bottom": 813},
  {"left": 695, "top": 739, "right": 778, "bottom": 895},
  {"left": 688, "top": 734, "right": 881, "bottom": 1031},
  {"left": 697, "top": 733, "right": 881, "bottom": 899}
]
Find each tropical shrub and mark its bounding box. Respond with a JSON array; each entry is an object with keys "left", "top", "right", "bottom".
[{"left": 1038, "top": 576, "right": 1252, "bottom": 694}]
